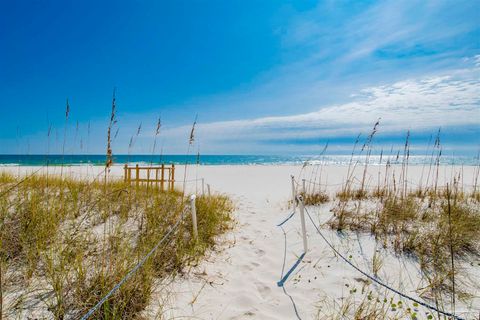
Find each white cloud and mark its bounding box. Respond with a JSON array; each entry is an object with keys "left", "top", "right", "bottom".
[
  {"left": 4, "top": 64, "right": 478, "bottom": 155},
  {"left": 154, "top": 66, "right": 479, "bottom": 153}
]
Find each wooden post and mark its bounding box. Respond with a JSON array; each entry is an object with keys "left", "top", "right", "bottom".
[
  {"left": 207, "top": 184, "right": 211, "bottom": 196},
  {"left": 155, "top": 168, "right": 159, "bottom": 187},
  {"left": 171, "top": 164, "right": 175, "bottom": 190},
  {"left": 189, "top": 194, "right": 198, "bottom": 240},
  {"left": 123, "top": 164, "right": 128, "bottom": 183},
  {"left": 202, "top": 178, "right": 205, "bottom": 195},
  {"left": 147, "top": 168, "right": 151, "bottom": 188},
  {"left": 161, "top": 164, "right": 165, "bottom": 191},
  {"left": 297, "top": 195, "right": 308, "bottom": 253},
  {"left": 291, "top": 175, "right": 296, "bottom": 213},
  {"left": 302, "top": 179, "right": 306, "bottom": 194},
  {"left": 135, "top": 164, "right": 139, "bottom": 187}
]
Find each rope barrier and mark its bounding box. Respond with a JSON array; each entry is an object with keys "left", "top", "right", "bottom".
[
  {"left": 303, "top": 206, "right": 464, "bottom": 320},
  {"left": 277, "top": 253, "right": 305, "bottom": 287},
  {"left": 80, "top": 208, "right": 186, "bottom": 320},
  {"left": 277, "top": 211, "right": 295, "bottom": 227},
  {"left": 278, "top": 224, "right": 303, "bottom": 320}
]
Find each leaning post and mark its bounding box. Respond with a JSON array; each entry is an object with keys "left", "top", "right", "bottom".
[
  {"left": 171, "top": 164, "right": 175, "bottom": 190},
  {"left": 291, "top": 175, "right": 297, "bottom": 213},
  {"left": 297, "top": 195, "right": 308, "bottom": 253},
  {"left": 135, "top": 164, "right": 140, "bottom": 187}
]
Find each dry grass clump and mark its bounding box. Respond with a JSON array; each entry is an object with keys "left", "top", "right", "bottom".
[
  {"left": 300, "top": 190, "right": 330, "bottom": 206},
  {"left": 329, "top": 185, "right": 480, "bottom": 299},
  {"left": 331, "top": 191, "right": 480, "bottom": 255},
  {"left": 0, "top": 173, "right": 233, "bottom": 319},
  {"left": 336, "top": 188, "right": 369, "bottom": 201},
  {"left": 471, "top": 190, "right": 480, "bottom": 202},
  {"left": 0, "top": 172, "right": 16, "bottom": 184}
]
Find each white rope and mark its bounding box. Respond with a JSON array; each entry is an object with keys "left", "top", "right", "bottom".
[
  {"left": 80, "top": 209, "right": 186, "bottom": 320},
  {"left": 304, "top": 207, "right": 465, "bottom": 320}
]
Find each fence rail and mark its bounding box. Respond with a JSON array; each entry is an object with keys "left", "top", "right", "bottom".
[{"left": 123, "top": 164, "right": 175, "bottom": 190}]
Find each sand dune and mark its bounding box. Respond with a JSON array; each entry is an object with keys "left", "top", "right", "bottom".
[{"left": 2, "top": 164, "right": 479, "bottom": 319}]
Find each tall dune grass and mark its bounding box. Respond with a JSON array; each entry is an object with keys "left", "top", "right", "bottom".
[
  {"left": 300, "top": 124, "right": 479, "bottom": 317},
  {"left": 0, "top": 173, "right": 233, "bottom": 318}
]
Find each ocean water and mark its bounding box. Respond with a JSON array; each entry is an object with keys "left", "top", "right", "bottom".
[{"left": 0, "top": 154, "right": 478, "bottom": 166}]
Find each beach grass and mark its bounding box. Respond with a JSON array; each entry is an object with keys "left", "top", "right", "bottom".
[
  {"left": 0, "top": 172, "right": 233, "bottom": 319},
  {"left": 298, "top": 124, "right": 480, "bottom": 317}
]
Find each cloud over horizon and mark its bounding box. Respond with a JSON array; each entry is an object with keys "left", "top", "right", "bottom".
[{"left": 152, "top": 62, "right": 479, "bottom": 154}]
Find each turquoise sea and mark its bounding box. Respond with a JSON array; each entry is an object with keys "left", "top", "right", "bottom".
[{"left": 0, "top": 154, "right": 478, "bottom": 166}]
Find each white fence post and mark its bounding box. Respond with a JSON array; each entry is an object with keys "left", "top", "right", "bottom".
[
  {"left": 189, "top": 194, "right": 198, "bottom": 240},
  {"left": 207, "top": 183, "right": 211, "bottom": 196},
  {"left": 291, "top": 175, "right": 296, "bottom": 213},
  {"left": 302, "top": 178, "right": 306, "bottom": 194},
  {"left": 297, "top": 195, "right": 308, "bottom": 253},
  {"left": 202, "top": 178, "right": 205, "bottom": 195}
]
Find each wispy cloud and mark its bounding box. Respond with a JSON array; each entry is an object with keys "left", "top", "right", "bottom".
[
  {"left": 155, "top": 63, "right": 479, "bottom": 154},
  {"left": 283, "top": 0, "right": 478, "bottom": 63}
]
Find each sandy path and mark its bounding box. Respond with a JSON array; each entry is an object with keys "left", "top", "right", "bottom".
[{"left": 161, "top": 166, "right": 304, "bottom": 319}]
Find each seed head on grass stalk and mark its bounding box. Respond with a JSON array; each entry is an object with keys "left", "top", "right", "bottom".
[
  {"left": 105, "top": 88, "right": 117, "bottom": 174},
  {"left": 361, "top": 118, "right": 380, "bottom": 152},
  {"left": 127, "top": 123, "right": 142, "bottom": 164},
  {"left": 137, "top": 122, "right": 142, "bottom": 135},
  {"left": 150, "top": 117, "right": 161, "bottom": 165},
  {"left": 189, "top": 115, "right": 197, "bottom": 145},
  {"left": 359, "top": 119, "right": 381, "bottom": 200},
  {"left": 182, "top": 115, "right": 198, "bottom": 197}
]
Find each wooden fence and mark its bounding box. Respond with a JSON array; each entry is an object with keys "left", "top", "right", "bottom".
[{"left": 123, "top": 164, "right": 175, "bottom": 190}]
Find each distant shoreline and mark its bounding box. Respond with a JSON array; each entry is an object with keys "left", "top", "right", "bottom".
[{"left": 0, "top": 154, "right": 478, "bottom": 166}]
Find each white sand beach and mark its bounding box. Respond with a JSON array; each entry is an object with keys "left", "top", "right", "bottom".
[{"left": 1, "top": 164, "right": 479, "bottom": 319}]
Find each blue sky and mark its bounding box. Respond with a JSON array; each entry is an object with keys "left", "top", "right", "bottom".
[{"left": 0, "top": 0, "right": 479, "bottom": 155}]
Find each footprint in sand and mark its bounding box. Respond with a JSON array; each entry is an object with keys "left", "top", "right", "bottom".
[
  {"left": 255, "top": 248, "right": 265, "bottom": 257},
  {"left": 254, "top": 281, "right": 272, "bottom": 299},
  {"left": 241, "top": 264, "right": 254, "bottom": 271}
]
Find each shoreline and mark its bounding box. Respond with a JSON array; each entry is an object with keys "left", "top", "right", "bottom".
[{"left": 1, "top": 154, "right": 478, "bottom": 167}]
